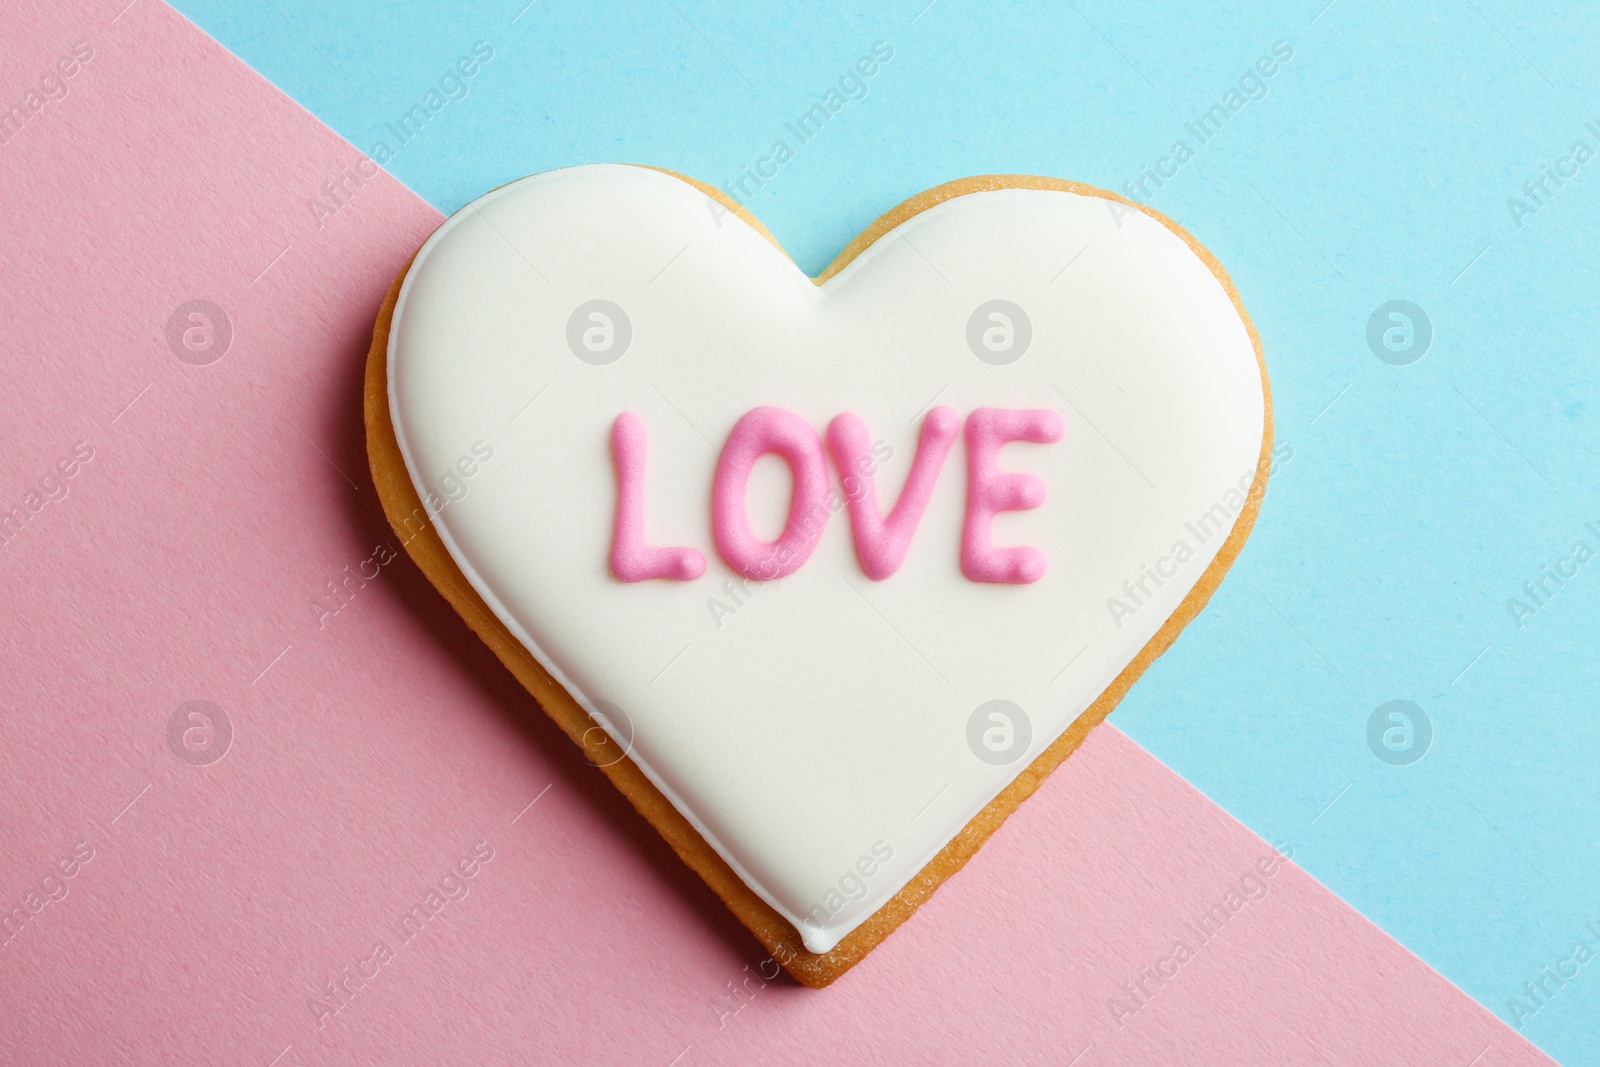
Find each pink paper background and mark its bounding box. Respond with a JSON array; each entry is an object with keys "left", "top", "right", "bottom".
[{"left": 0, "top": 1, "right": 1555, "bottom": 1063}]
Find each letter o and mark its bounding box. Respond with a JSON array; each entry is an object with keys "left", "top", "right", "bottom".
[{"left": 713, "top": 407, "right": 830, "bottom": 579}]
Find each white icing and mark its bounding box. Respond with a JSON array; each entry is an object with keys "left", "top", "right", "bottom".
[{"left": 388, "top": 165, "right": 1266, "bottom": 953}]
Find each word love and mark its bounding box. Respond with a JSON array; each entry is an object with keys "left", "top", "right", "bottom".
[{"left": 609, "top": 405, "right": 1065, "bottom": 585}]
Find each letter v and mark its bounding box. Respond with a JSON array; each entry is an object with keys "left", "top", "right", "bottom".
[{"left": 826, "top": 407, "right": 960, "bottom": 580}]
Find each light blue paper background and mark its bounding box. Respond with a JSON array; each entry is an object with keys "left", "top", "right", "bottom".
[{"left": 171, "top": 1, "right": 1600, "bottom": 1060}]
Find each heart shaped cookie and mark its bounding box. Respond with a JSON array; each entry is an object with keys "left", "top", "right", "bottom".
[{"left": 365, "top": 165, "right": 1270, "bottom": 986}]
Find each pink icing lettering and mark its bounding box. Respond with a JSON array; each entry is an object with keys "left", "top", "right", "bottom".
[
  {"left": 713, "top": 406, "right": 830, "bottom": 580},
  {"left": 961, "top": 407, "right": 1065, "bottom": 584},
  {"left": 826, "top": 407, "right": 960, "bottom": 580},
  {"left": 608, "top": 412, "right": 706, "bottom": 581}
]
